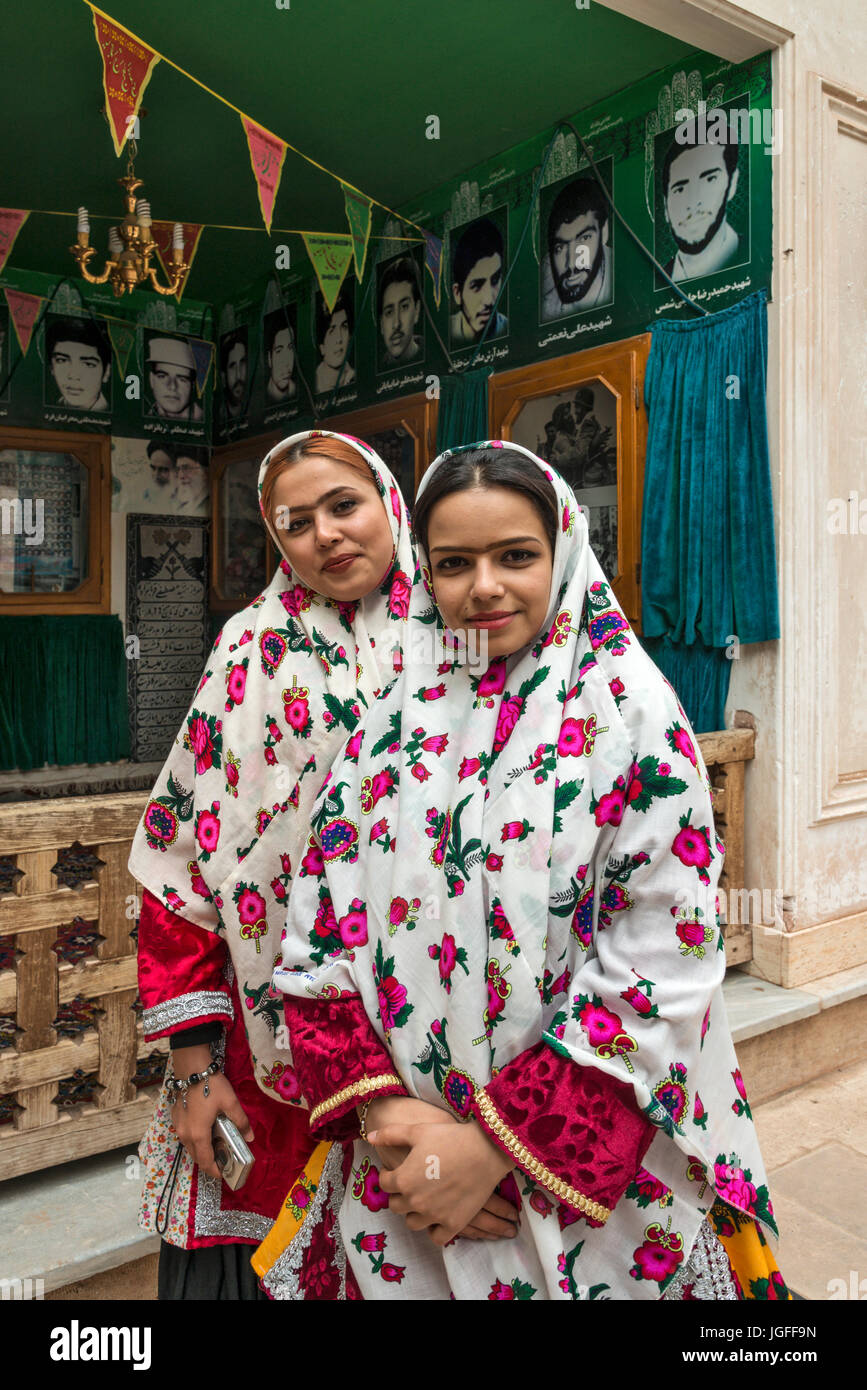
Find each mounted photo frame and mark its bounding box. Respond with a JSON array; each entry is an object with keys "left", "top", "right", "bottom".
[{"left": 488, "top": 334, "right": 650, "bottom": 627}]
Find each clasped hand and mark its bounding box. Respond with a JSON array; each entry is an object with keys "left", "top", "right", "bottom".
[{"left": 368, "top": 1114, "right": 515, "bottom": 1247}]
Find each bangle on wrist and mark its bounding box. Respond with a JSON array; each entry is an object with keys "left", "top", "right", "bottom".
[{"left": 358, "top": 1097, "right": 374, "bottom": 1142}]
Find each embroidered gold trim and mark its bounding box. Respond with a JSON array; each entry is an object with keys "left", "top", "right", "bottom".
[
  {"left": 310, "top": 1072, "right": 403, "bottom": 1125},
  {"left": 474, "top": 1087, "right": 611, "bottom": 1224}
]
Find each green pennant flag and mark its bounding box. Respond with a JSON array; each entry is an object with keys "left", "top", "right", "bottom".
[
  {"left": 302, "top": 233, "right": 354, "bottom": 312},
  {"left": 108, "top": 320, "right": 136, "bottom": 382},
  {"left": 342, "top": 185, "right": 373, "bottom": 281}
]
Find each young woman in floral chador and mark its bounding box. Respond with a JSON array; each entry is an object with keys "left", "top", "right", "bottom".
[{"left": 273, "top": 442, "right": 788, "bottom": 1301}]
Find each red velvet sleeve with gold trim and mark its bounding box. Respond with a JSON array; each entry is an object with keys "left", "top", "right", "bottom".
[
  {"left": 138, "top": 888, "right": 234, "bottom": 1041},
  {"left": 285, "top": 994, "right": 406, "bottom": 1141},
  {"left": 471, "top": 1042, "right": 655, "bottom": 1226}
]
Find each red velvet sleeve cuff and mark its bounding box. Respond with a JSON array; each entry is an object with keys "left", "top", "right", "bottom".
[
  {"left": 285, "top": 994, "right": 406, "bottom": 1141},
  {"left": 472, "top": 1041, "right": 655, "bottom": 1226},
  {"left": 138, "top": 888, "right": 233, "bottom": 1041}
]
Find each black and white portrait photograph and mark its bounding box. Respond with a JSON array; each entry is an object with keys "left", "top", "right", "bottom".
[
  {"left": 219, "top": 325, "right": 248, "bottom": 421},
  {"left": 262, "top": 304, "right": 298, "bottom": 404},
  {"left": 313, "top": 279, "right": 356, "bottom": 395},
  {"left": 654, "top": 103, "right": 750, "bottom": 287},
  {"left": 540, "top": 163, "right": 614, "bottom": 322},
  {"left": 510, "top": 379, "right": 619, "bottom": 578},
  {"left": 449, "top": 210, "right": 508, "bottom": 349},
  {"left": 43, "top": 313, "right": 112, "bottom": 413},
  {"left": 376, "top": 249, "right": 424, "bottom": 374},
  {"left": 143, "top": 330, "right": 204, "bottom": 422}
]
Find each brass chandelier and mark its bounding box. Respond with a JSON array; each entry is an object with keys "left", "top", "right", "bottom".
[{"left": 70, "top": 147, "right": 188, "bottom": 298}]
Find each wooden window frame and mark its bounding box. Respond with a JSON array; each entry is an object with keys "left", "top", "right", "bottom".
[
  {"left": 488, "top": 335, "right": 650, "bottom": 629},
  {"left": 0, "top": 426, "right": 110, "bottom": 615}
]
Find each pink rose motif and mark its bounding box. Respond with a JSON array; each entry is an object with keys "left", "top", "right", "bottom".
[
  {"left": 187, "top": 716, "right": 216, "bottom": 775},
  {"left": 558, "top": 717, "right": 589, "bottom": 757},
  {"left": 500, "top": 819, "right": 530, "bottom": 842},
  {"left": 264, "top": 746, "right": 277, "bottom": 766},
  {"left": 270, "top": 877, "right": 287, "bottom": 900},
  {"left": 625, "top": 762, "right": 643, "bottom": 803},
  {"left": 491, "top": 904, "right": 513, "bottom": 939},
  {"left": 280, "top": 584, "right": 314, "bottom": 618},
  {"left": 267, "top": 719, "right": 282, "bottom": 741},
  {"left": 339, "top": 899, "right": 368, "bottom": 948},
  {"left": 529, "top": 1190, "right": 553, "bottom": 1218},
  {"left": 188, "top": 861, "right": 210, "bottom": 900},
  {"left": 226, "top": 663, "right": 247, "bottom": 709},
  {"left": 714, "top": 1163, "right": 758, "bottom": 1214},
  {"left": 732, "top": 1069, "right": 748, "bottom": 1101},
  {"left": 436, "top": 933, "right": 457, "bottom": 986},
  {"left": 195, "top": 807, "right": 220, "bottom": 855},
  {"left": 387, "top": 570, "right": 412, "bottom": 618},
  {"left": 377, "top": 975, "right": 407, "bottom": 1031},
  {"left": 359, "top": 1232, "right": 386, "bottom": 1253},
  {"left": 488, "top": 1279, "right": 515, "bottom": 1301},
  {"left": 370, "top": 818, "right": 389, "bottom": 841},
  {"left": 380, "top": 1263, "right": 405, "bottom": 1283},
  {"left": 369, "top": 768, "right": 396, "bottom": 807},
  {"left": 276, "top": 1066, "right": 301, "bottom": 1102},
  {"left": 579, "top": 1000, "right": 623, "bottom": 1047},
  {"left": 476, "top": 661, "right": 506, "bottom": 698},
  {"left": 419, "top": 684, "right": 447, "bottom": 701},
  {"left": 453, "top": 879, "right": 465, "bottom": 896},
  {"left": 390, "top": 485, "right": 401, "bottom": 521},
  {"left": 485, "top": 853, "right": 503, "bottom": 872},
  {"left": 675, "top": 916, "right": 706, "bottom": 949},
  {"left": 301, "top": 843, "right": 324, "bottom": 877},
  {"left": 594, "top": 788, "right": 626, "bottom": 828},
  {"left": 633, "top": 1169, "right": 669, "bottom": 1203},
  {"left": 658, "top": 762, "right": 671, "bottom": 776},
  {"left": 458, "top": 757, "right": 481, "bottom": 781},
  {"left": 672, "top": 824, "right": 712, "bottom": 872},
  {"left": 632, "top": 1241, "right": 683, "bottom": 1283},
  {"left": 165, "top": 889, "right": 185, "bottom": 911},
  {"left": 671, "top": 725, "right": 697, "bottom": 766},
  {"left": 313, "top": 895, "right": 337, "bottom": 939},
  {"left": 362, "top": 1165, "right": 390, "bottom": 1212},
  {"left": 345, "top": 731, "right": 363, "bottom": 760},
  {"left": 493, "top": 695, "right": 524, "bottom": 752},
  {"left": 486, "top": 979, "right": 507, "bottom": 1024},
  {"left": 284, "top": 695, "right": 311, "bottom": 733},
  {"left": 226, "top": 760, "right": 239, "bottom": 788},
  {"left": 609, "top": 677, "right": 624, "bottom": 697},
  {"left": 411, "top": 764, "right": 431, "bottom": 782},
  {"left": 236, "top": 887, "right": 266, "bottom": 927}
]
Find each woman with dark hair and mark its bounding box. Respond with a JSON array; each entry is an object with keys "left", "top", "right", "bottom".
[{"left": 273, "top": 441, "right": 787, "bottom": 1301}]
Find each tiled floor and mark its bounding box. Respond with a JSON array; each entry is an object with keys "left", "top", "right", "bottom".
[{"left": 753, "top": 1057, "right": 867, "bottom": 1300}]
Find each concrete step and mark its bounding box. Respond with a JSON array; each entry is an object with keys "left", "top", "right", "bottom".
[
  {"left": 725, "top": 962, "right": 867, "bottom": 1106},
  {"left": 0, "top": 1143, "right": 158, "bottom": 1297}
]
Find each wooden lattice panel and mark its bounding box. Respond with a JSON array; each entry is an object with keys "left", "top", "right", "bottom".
[
  {"left": 0, "top": 792, "right": 167, "bottom": 1181},
  {"left": 697, "top": 729, "right": 756, "bottom": 968}
]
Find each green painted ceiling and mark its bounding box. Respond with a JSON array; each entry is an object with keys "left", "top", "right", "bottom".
[{"left": 1, "top": 0, "right": 704, "bottom": 302}]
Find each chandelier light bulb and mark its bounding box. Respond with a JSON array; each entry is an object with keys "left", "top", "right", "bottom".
[
  {"left": 107, "top": 226, "right": 123, "bottom": 256},
  {"left": 136, "top": 199, "right": 152, "bottom": 226},
  {"left": 77, "top": 206, "right": 89, "bottom": 236},
  {"left": 172, "top": 222, "right": 184, "bottom": 251}
]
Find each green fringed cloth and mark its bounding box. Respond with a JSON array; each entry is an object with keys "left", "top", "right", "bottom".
[{"left": 0, "top": 614, "right": 130, "bottom": 771}]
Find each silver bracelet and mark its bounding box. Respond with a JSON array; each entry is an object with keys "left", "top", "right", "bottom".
[{"left": 167, "top": 1059, "right": 221, "bottom": 1109}]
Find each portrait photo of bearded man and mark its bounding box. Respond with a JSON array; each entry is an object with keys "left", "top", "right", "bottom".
[
  {"left": 541, "top": 173, "right": 613, "bottom": 321},
  {"left": 656, "top": 127, "right": 745, "bottom": 284}
]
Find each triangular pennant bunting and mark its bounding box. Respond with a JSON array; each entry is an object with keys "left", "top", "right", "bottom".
[
  {"left": 187, "top": 338, "right": 214, "bottom": 396},
  {"left": 4, "top": 289, "right": 43, "bottom": 357},
  {"left": 151, "top": 221, "right": 204, "bottom": 300},
  {"left": 0, "top": 210, "right": 29, "bottom": 276},
  {"left": 241, "top": 116, "right": 287, "bottom": 234},
  {"left": 90, "top": 5, "right": 160, "bottom": 157},
  {"left": 342, "top": 185, "right": 373, "bottom": 281},
  {"left": 301, "top": 234, "right": 354, "bottom": 313},
  {"left": 423, "top": 229, "right": 444, "bottom": 307},
  {"left": 108, "top": 320, "right": 136, "bottom": 380}
]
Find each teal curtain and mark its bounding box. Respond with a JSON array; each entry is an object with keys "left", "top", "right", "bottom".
[
  {"left": 435, "top": 368, "right": 490, "bottom": 453},
  {"left": 640, "top": 290, "right": 779, "bottom": 731},
  {"left": 0, "top": 615, "right": 130, "bottom": 771}
]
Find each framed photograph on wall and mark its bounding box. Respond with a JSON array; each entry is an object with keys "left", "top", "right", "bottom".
[
  {"left": 210, "top": 431, "right": 281, "bottom": 614},
  {"left": 323, "top": 391, "right": 439, "bottom": 506},
  {"left": 488, "top": 334, "right": 650, "bottom": 626}
]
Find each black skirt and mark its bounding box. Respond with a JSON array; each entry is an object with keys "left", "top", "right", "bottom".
[{"left": 158, "top": 1239, "right": 270, "bottom": 1301}]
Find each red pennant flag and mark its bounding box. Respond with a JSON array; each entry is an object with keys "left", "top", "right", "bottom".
[
  {"left": 150, "top": 221, "right": 204, "bottom": 300},
  {"left": 241, "top": 116, "right": 287, "bottom": 234},
  {"left": 90, "top": 5, "right": 160, "bottom": 157},
  {"left": 4, "top": 289, "right": 43, "bottom": 357},
  {"left": 0, "top": 210, "right": 29, "bottom": 275}
]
